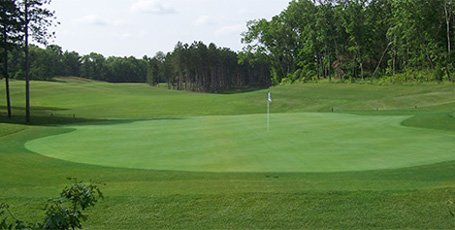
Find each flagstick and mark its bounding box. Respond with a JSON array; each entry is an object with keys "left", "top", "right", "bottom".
[
  {"left": 267, "top": 91, "right": 272, "bottom": 132},
  {"left": 267, "top": 99, "right": 270, "bottom": 132}
]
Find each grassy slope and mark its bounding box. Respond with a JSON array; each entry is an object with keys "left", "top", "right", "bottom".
[{"left": 1, "top": 79, "right": 455, "bottom": 228}]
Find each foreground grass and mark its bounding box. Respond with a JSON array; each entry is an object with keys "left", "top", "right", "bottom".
[{"left": 1, "top": 79, "right": 455, "bottom": 228}]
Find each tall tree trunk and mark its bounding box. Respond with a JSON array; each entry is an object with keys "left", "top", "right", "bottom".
[
  {"left": 418, "top": 33, "right": 435, "bottom": 69},
  {"left": 3, "top": 28, "right": 11, "bottom": 118},
  {"left": 24, "top": 0, "right": 30, "bottom": 123},
  {"left": 373, "top": 42, "right": 391, "bottom": 77},
  {"left": 445, "top": 0, "right": 452, "bottom": 62},
  {"left": 392, "top": 48, "right": 397, "bottom": 75},
  {"left": 327, "top": 57, "right": 331, "bottom": 82},
  {"left": 444, "top": 0, "right": 452, "bottom": 82},
  {"left": 360, "top": 62, "right": 364, "bottom": 80}
]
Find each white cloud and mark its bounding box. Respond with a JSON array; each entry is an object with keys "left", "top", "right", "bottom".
[
  {"left": 130, "top": 0, "right": 177, "bottom": 15},
  {"left": 121, "top": 33, "right": 132, "bottom": 39},
  {"left": 75, "top": 15, "right": 109, "bottom": 26},
  {"left": 193, "top": 15, "right": 212, "bottom": 26},
  {"left": 215, "top": 24, "right": 245, "bottom": 36},
  {"left": 112, "top": 20, "right": 127, "bottom": 27},
  {"left": 238, "top": 8, "right": 254, "bottom": 15}
]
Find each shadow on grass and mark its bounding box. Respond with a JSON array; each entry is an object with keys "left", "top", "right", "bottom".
[
  {"left": 218, "top": 87, "right": 269, "bottom": 95},
  {"left": 0, "top": 105, "right": 111, "bottom": 126},
  {"left": 1, "top": 105, "right": 69, "bottom": 112},
  {"left": 0, "top": 106, "right": 185, "bottom": 126},
  {"left": 74, "top": 117, "right": 186, "bottom": 127},
  {"left": 0, "top": 114, "right": 105, "bottom": 126}
]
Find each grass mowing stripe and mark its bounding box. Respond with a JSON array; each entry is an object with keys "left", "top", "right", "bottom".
[{"left": 0, "top": 123, "right": 26, "bottom": 138}]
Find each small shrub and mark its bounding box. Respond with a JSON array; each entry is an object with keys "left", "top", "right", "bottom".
[
  {"left": 280, "top": 75, "right": 293, "bottom": 85},
  {"left": 292, "top": 69, "right": 302, "bottom": 83},
  {"left": 0, "top": 178, "right": 103, "bottom": 230},
  {"left": 434, "top": 65, "right": 444, "bottom": 82},
  {"left": 449, "top": 200, "right": 455, "bottom": 217}
]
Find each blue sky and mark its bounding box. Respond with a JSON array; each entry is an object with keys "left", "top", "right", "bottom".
[{"left": 49, "top": 0, "right": 290, "bottom": 57}]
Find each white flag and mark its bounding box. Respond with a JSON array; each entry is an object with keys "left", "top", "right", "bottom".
[{"left": 267, "top": 92, "right": 272, "bottom": 102}]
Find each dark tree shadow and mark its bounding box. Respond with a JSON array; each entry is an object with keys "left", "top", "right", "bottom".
[
  {"left": 0, "top": 106, "right": 185, "bottom": 126},
  {"left": 0, "top": 106, "right": 106, "bottom": 126},
  {"left": 218, "top": 87, "right": 269, "bottom": 95}
]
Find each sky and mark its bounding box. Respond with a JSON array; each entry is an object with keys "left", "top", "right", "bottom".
[{"left": 48, "top": 0, "right": 290, "bottom": 58}]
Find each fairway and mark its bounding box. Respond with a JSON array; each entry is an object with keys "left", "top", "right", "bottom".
[
  {"left": 2, "top": 80, "right": 455, "bottom": 228},
  {"left": 25, "top": 113, "right": 455, "bottom": 172}
]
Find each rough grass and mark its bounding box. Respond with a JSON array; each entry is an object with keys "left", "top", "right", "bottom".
[{"left": 1, "top": 78, "right": 455, "bottom": 228}]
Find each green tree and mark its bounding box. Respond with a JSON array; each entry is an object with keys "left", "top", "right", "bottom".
[
  {"left": 285, "top": 0, "right": 337, "bottom": 80},
  {"left": 80, "top": 52, "right": 107, "bottom": 81},
  {"left": 28, "top": 44, "right": 63, "bottom": 80},
  {"left": 0, "top": 0, "right": 21, "bottom": 118},
  {"left": 339, "top": 0, "right": 371, "bottom": 79},
  {"left": 62, "top": 50, "right": 81, "bottom": 76},
  {"left": 21, "top": 0, "right": 57, "bottom": 123},
  {"left": 242, "top": 15, "right": 298, "bottom": 84},
  {"left": 105, "top": 56, "right": 147, "bottom": 83},
  {"left": 145, "top": 51, "right": 166, "bottom": 86},
  {"left": 387, "top": 0, "right": 445, "bottom": 74}
]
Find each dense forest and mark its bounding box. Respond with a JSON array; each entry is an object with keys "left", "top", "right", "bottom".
[
  {"left": 242, "top": 0, "right": 455, "bottom": 84},
  {"left": 161, "top": 42, "right": 270, "bottom": 92}
]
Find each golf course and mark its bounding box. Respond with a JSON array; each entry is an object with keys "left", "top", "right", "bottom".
[{"left": 1, "top": 78, "right": 455, "bottom": 228}]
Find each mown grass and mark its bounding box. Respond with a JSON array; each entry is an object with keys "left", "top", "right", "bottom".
[
  {"left": 0, "top": 123, "right": 26, "bottom": 137},
  {"left": 1, "top": 78, "right": 455, "bottom": 228},
  {"left": 24, "top": 113, "right": 455, "bottom": 172}
]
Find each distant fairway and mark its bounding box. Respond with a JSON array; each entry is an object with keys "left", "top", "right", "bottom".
[{"left": 25, "top": 113, "right": 455, "bottom": 172}]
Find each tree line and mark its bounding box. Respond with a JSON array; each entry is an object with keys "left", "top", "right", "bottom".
[
  {"left": 242, "top": 0, "right": 455, "bottom": 84},
  {"left": 5, "top": 45, "right": 148, "bottom": 83},
  {"left": 3, "top": 41, "right": 271, "bottom": 91}
]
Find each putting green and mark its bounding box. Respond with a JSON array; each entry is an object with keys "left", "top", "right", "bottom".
[{"left": 25, "top": 113, "right": 455, "bottom": 172}]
